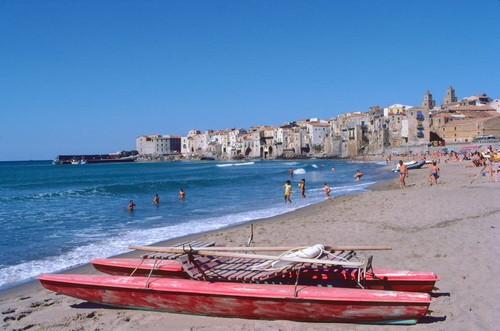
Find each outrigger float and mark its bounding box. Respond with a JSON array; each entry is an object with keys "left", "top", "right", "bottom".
[{"left": 38, "top": 241, "right": 439, "bottom": 324}]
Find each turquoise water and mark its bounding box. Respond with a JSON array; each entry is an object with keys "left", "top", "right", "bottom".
[{"left": 0, "top": 159, "right": 393, "bottom": 289}]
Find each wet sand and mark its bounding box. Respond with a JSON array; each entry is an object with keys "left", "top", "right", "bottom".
[{"left": 1, "top": 160, "right": 499, "bottom": 330}]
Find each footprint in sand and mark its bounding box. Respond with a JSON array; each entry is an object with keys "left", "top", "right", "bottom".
[{"left": 2, "top": 308, "right": 16, "bottom": 314}]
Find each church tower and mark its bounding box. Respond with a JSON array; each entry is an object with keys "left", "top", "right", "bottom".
[
  {"left": 444, "top": 85, "right": 457, "bottom": 104},
  {"left": 422, "top": 89, "right": 435, "bottom": 109}
]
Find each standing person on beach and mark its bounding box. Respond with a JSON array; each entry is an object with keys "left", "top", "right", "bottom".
[
  {"left": 299, "top": 179, "right": 306, "bottom": 198},
  {"left": 398, "top": 160, "right": 408, "bottom": 188},
  {"left": 322, "top": 182, "right": 331, "bottom": 198},
  {"left": 280, "top": 180, "right": 292, "bottom": 204},
  {"left": 127, "top": 200, "right": 136, "bottom": 211},
  {"left": 153, "top": 194, "right": 159, "bottom": 204},
  {"left": 429, "top": 161, "right": 440, "bottom": 185},
  {"left": 179, "top": 188, "right": 186, "bottom": 200}
]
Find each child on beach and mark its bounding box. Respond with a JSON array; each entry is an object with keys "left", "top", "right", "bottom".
[
  {"left": 429, "top": 161, "right": 440, "bottom": 185},
  {"left": 299, "top": 179, "right": 306, "bottom": 198},
  {"left": 280, "top": 180, "right": 292, "bottom": 204},
  {"left": 179, "top": 188, "right": 186, "bottom": 200},
  {"left": 128, "top": 200, "right": 136, "bottom": 211},
  {"left": 322, "top": 182, "right": 331, "bottom": 198}
]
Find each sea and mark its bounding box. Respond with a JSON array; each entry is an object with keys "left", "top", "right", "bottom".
[{"left": 0, "top": 159, "right": 395, "bottom": 290}]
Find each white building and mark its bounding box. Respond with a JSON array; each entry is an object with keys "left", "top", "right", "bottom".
[
  {"left": 306, "top": 122, "right": 330, "bottom": 146},
  {"left": 136, "top": 134, "right": 182, "bottom": 156}
]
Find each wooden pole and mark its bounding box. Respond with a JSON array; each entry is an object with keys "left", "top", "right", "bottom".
[
  {"left": 128, "top": 246, "right": 366, "bottom": 267},
  {"left": 470, "top": 164, "right": 488, "bottom": 184},
  {"left": 130, "top": 245, "right": 391, "bottom": 252}
]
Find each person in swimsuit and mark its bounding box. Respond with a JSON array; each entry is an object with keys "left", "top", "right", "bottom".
[
  {"left": 322, "top": 182, "right": 331, "bottom": 198},
  {"left": 280, "top": 180, "right": 292, "bottom": 204},
  {"left": 429, "top": 161, "right": 440, "bottom": 185},
  {"left": 355, "top": 170, "right": 363, "bottom": 181},
  {"left": 299, "top": 179, "right": 306, "bottom": 198},
  {"left": 179, "top": 188, "right": 185, "bottom": 200},
  {"left": 153, "top": 194, "right": 159, "bottom": 204},
  {"left": 398, "top": 160, "right": 408, "bottom": 188},
  {"left": 289, "top": 168, "right": 294, "bottom": 177},
  {"left": 128, "top": 200, "right": 136, "bottom": 211}
]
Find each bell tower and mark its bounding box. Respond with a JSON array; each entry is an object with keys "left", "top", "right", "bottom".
[
  {"left": 444, "top": 85, "right": 457, "bottom": 104},
  {"left": 422, "top": 89, "right": 435, "bottom": 109}
]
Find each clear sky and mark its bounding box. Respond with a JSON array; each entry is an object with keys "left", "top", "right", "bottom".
[{"left": 1, "top": 0, "right": 499, "bottom": 161}]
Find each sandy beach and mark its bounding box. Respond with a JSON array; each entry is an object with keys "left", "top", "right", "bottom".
[{"left": 2, "top": 159, "right": 499, "bottom": 330}]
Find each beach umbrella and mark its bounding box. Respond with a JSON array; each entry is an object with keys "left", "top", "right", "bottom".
[
  {"left": 441, "top": 147, "right": 448, "bottom": 152},
  {"left": 460, "top": 145, "right": 479, "bottom": 151}
]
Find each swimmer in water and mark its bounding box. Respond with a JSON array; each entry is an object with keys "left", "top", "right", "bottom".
[
  {"left": 153, "top": 194, "right": 159, "bottom": 204},
  {"left": 128, "top": 200, "right": 136, "bottom": 211},
  {"left": 289, "top": 168, "right": 294, "bottom": 177},
  {"left": 355, "top": 170, "right": 363, "bottom": 181},
  {"left": 280, "top": 180, "right": 292, "bottom": 204},
  {"left": 179, "top": 188, "right": 186, "bottom": 200}
]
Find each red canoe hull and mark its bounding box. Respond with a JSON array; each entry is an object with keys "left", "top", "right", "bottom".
[
  {"left": 38, "top": 274, "right": 431, "bottom": 324},
  {"left": 91, "top": 258, "right": 439, "bottom": 292}
]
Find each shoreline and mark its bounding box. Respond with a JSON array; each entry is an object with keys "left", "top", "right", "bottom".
[
  {"left": 0, "top": 174, "right": 386, "bottom": 298},
  {"left": 0, "top": 159, "right": 391, "bottom": 294},
  {"left": 2, "top": 160, "right": 499, "bottom": 330}
]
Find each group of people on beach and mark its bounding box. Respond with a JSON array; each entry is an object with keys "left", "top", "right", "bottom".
[
  {"left": 280, "top": 167, "right": 364, "bottom": 204},
  {"left": 397, "top": 159, "right": 440, "bottom": 188},
  {"left": 127, "top": 189, "right": 186, "bottom": 211},
  {"left": 279, "top": 179, "right": 332, "bottom": 205}
]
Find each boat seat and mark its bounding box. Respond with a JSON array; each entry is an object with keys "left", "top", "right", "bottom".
[
  {"left": 140, "top": 240, "right": 216, "bottom": 260},
  {"left": 172, "top": 250, "right": 364, "bottom": 282}
]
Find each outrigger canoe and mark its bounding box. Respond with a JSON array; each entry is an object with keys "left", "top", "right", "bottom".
[
  {"left": 38, "top": 274, "right": 433, "bottom": 324},
  {"left": 91, "top": 257, "right": 439, "bottom": 292}
]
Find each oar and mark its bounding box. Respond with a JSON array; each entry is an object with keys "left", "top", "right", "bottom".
[
  {"left": 130, "top": 245, "right": 392, "bottom": 252},
  {"left": 129, "top": 246, "right": 366, "bottom": 267}
]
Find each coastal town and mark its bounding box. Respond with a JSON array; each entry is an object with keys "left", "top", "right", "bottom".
[{"left": 136, "top": 86, "right": 500, "bottom": 160}]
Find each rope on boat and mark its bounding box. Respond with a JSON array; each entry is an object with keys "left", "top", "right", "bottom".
[
  {"left": 129, "top": 257, "right": 146, "bottom": 277},
  {"left": 144, "top": 258, "right": 159, "bottom": 288}
]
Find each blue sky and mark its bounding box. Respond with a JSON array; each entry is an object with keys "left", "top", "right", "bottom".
[{"left": 1, "top": 0, "right": 499, "bottom": 161}]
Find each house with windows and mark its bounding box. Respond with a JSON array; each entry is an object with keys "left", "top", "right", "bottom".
[
  {"left": 441, "top": 116, "right": 500, "bottom": 143},
  {"left": 136, "top": 134, "right": 182, "bottom": 157}
]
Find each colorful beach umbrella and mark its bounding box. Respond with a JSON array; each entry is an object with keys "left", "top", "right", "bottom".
[{"left": 460, "top": 145, "right": 480, "bottom": 151}]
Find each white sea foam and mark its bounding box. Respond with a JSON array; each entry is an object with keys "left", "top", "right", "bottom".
[
  {"left": 216, "top": 162, "right": 255, "bottom": 167},
  {"left": 294, "top": 168, "right": 306, "bottom": 174}
]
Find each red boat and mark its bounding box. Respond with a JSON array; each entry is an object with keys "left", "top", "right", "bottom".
[
  {"left": 91, "top": 257, "right": 439, "bottom": 292},
  {"left": 38, "top": 274, "right": 433, "bottom": 324}
]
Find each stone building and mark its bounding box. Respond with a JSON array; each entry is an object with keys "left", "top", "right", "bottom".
[
  {"left": 136, "top": 134, "right": 182, "bottom": 156},
  {"left": 405, "top": 106, "right": 430, "bottom": 145},
  {"left": 422, "top": 90, "right": 436, "bottom": 109},
  {"left": 441, "top": 85, "right": 458, "bottom": 108},
  {"left": 441, "top": 116, "right": 500, "bottom": 143}
]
